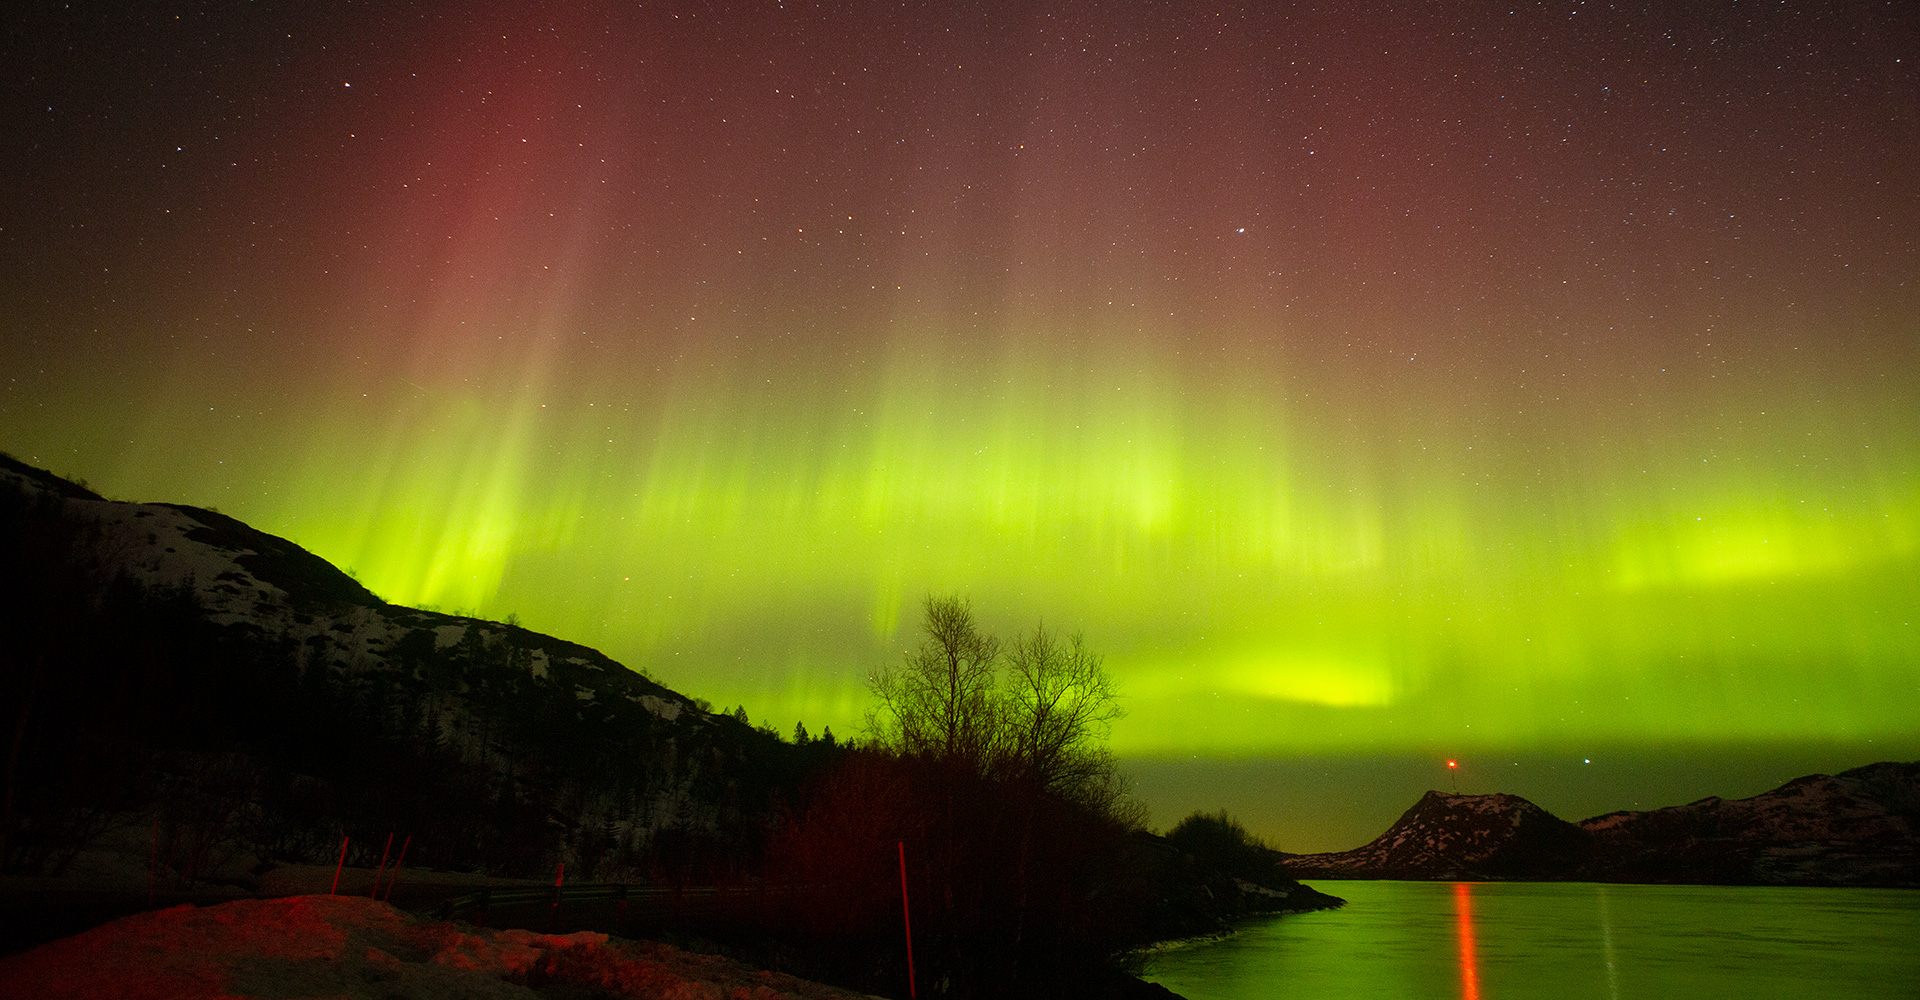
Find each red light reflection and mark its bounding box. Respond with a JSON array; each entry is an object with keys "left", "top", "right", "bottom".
[{"left": 1452, "top": 881, "right": 1481, "bottom": 1000}]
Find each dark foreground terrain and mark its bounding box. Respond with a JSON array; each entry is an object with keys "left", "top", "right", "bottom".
[{"left": 0, "top": 894, "right": 885, "bottom": 1000}]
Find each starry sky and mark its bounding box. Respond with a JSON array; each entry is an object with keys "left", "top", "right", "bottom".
[{"left": 4, "top": 1, "right": 1917, "bottom": 851}]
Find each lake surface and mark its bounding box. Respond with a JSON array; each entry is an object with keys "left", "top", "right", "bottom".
[{"left": 1142, "top": 881, "right": 1920, "bottom": 999}]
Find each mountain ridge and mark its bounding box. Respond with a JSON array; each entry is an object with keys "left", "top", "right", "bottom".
[
  {"left": 0, "top": 454, "right": 820, "bottom": 886},
  {"left": 0, "top": 454, "right": 694, "bottom": 709},
  {"left": 1284, "top": 760, "right": 1920, "bottom": 886}
]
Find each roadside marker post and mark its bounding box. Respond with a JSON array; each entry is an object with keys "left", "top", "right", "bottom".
[
  {"left": 381, "top": 835, "right": 412, "bottom": 902},
  {"left": 898, "top": 841, "right": 917, "bottom": 999},
  {"left": 370, "top": 832, "right": 394, "bottom": 899},
  {"left": 330, "top": 835, "right": 349, "bottom": 895}
]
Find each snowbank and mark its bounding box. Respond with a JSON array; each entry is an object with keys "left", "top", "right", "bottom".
[{"left": 0, "top": 894, "right": 882, "bottom": 1000}]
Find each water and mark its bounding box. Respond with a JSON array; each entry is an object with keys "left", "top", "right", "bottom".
[{"left": 1142, "top": 881, "right": 1920, "bottom": 1000}]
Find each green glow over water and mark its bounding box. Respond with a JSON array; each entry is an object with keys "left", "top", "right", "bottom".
[{"left": 1145, "top": 881, "right": 1920, "bottom": 1000}]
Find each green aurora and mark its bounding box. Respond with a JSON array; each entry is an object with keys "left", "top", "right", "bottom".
[
  {"left": 36, "top": 318, "right": 1920, "bottom": 761},
  {"left": 4, "top": 1, "right": 1917, "bottom": 848}
]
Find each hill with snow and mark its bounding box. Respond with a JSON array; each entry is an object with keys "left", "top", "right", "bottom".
[
  {"left": 0, "top": 455, "right": 830, "bottom": 893},
  {"left": 1284, "top": 761, "right": 1920, "bottom": 886},
  {"left": 1580, "top": 760, "right": 1920, "bottom": 885},
  {"left": 1281, "top": 790, "right": 1590, "bottom": 881}
]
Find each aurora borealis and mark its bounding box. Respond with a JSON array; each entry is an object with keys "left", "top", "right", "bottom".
[{"left": 5, "top": 1, "right": 1917, "bottom": 849}]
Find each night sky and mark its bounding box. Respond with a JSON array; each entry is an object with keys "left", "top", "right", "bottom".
[{"left": 5, "top": 1, "right": 1917, "bottom": 851}]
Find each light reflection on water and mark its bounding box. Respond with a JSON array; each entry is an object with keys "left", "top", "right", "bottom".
[
  {"left": 1596, "top": 884, "right": 1618, "bottom": 1000},
  {"left": 1453, "top": 882, "right": 1479, "bottom": 1000},
  {"left": 1143, "top": 881, "right": 1920, "bottom": 1000}
]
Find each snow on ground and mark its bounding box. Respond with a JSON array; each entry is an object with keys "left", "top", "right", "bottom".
[{"left": 0, "top": 894, "right": 883, "bottom": 1000}]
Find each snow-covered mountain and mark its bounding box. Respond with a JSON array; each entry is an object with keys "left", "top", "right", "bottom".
[
  {"left": 1282, "top": 791, "right": 1590, "bottom": 881},
  {"left": 96, "top": 492, "right": 754, "bottom": 842},
  {"left": 1580, "top": 760, "right": 1920, "bottom": 886},
  {"left": 2, "top": 457, "right": 702, "bottom": 723},
  {"left": 1284, "top": 762, "right": 1920, "bottom": 886},
  {"left": 0, "top": 455, "right": 828, "bottom": 882}
]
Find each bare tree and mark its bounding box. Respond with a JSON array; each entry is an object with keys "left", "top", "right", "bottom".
[
  {"left": 867, "top": 595, "right": 1002, "bottom": 768},
  {"left": 1002, "top": 623, "right": 1123, "bottom": 806},
  {"left": 851, "top": 597, "right": 1145, "bottom": 991}
]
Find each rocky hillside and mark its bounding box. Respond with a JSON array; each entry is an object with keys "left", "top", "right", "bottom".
[
  {"left": 1283, "top": 791, "right": 1590, "bottom": 881},
  {"left": 1285, "top": 762, "right": 1920, "bottom": 886},
  {"left": 0, "top": 455, "right": 831, "bottom": 885},
  {"left": 1580, "top": 760, "right": 1920, "bottom": 886}
]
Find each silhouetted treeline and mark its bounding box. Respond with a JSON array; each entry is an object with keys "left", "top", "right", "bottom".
[
  {"left": 755, "top": 748, "right": 1153, "bottom": 997},
  {"left": 735, "top": 597, "right": 1332, "bottom": 999}
]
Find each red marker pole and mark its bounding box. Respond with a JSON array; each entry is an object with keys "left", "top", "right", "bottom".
[
  {"left": 1448, "top": 760, "right": 1459, "bottom": 794},
  {"left": 381, "top": 835, "right": 411, "bottom": 902},
  {"left": 898, "top": 841, "right": 917, "bottom": 999},
  {"left": 330, "top": 835, "right": 349, "bottom": 895},
  {"left": 547, "top": 862, "right": 566, "bottom": 932},
  {"left": 370, "top": 832, "right": 394, "bottom": 899}
]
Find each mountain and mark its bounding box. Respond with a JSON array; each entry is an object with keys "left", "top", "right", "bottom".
[
  {"left": 1284, "top": 762, "right": 1920, "bottom": 886},
  {"left": 1281, "top": 791, "right": 1591, "bottom": 881},
  {"left": 0, "top": 454, "right": 830, "bottom": 887},
  {"left": 1579, "top": 760, "right": 1920, "bottom": 886}
]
